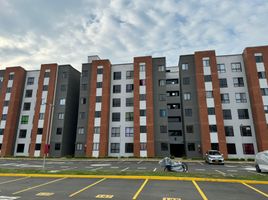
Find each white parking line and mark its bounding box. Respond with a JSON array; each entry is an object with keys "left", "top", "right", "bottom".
[
  {"left": 110, "top": 166, "right": 119, "bottom": 169},
  {"left": 137, "top": 167, "right": 146, "bottom": 170},
  {"left": 121, "top": 167, "right": 129, "bottom": 172},
  {"left": 137, "top": 161, "right": 143, "bottom": 164},
  {"left": 215, "top": 170, "right": 226, "bottom": 176},
  {"left": 198, "top": 162, "right": 204, "bottom": 166},
  {"left": 227, "top": 170, "right": 238, "bottom": 172},
  {"left": 153, "top": 168, "right": 157, "bottom": 172},
  {"left": 195, "top": 169, "right": 206, "bottom": 171},
  {"left": 91, "top": 167, "right": 103, "bottom": 171},
  {"left": 59, "top": 167, "right": 77, "bottom": 171}
]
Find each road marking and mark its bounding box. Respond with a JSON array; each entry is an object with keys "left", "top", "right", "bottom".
[
  {"left": 96, "top": 194, "right": 114, "bottom": 198},
  {"left": 12, "top": 177, "right": 67, "bottom": 195},
  {"left": 215, "top": 170, "right": 226, "bottom": 176},
  {"left": 110, "top": 166, "right": 119, "bottom": 169},
  {"left": 91, "top": 167, "right": 103, "bottom": 171},
  {"left": 248, "top": 171, "right": 266, "bottom": 176},
  {"left": 132, "top": 179, "right": 148, "bottom": 200},
  {"left": 36, "top": 192, "right": 54, "bottom": 196},
  {"left": 121, "top": 167, "right": 129, "bottom": 172},
  {"left": 69, "top": 178, "right": 106, "bottom": 197},
  {"left": 153, "top": 168, "right": 157, "bottom": 172},
  {"left": 59, "top": 167, "right": 77, "bottom": 171},
  {"left": 91, "top": 164, "right": 111, "bottom": 167},
  {"left": 198, "top": 162, "right": 204, "bottom": 166},
  {"left": 195, "top": 169, "right": 205, "bottom": 171},
  {"left": 137, "top": 167, "right": 146, "bottom": 170},
  {"left": 163, "top": 198, "right": 181, "bottom": 200},
  {"left": 0, "top": 196, "right": 20, "bottom": 200},
  {"left": 137, "top": 161, "right": 143, "bottom": 164},
  {"left": 0, "top": 177, "right": 30, "bottom": 185},
  {"left": 242, "top": 182, "right": 268, "bottom": 198},
  {"left": 225, "top": 165, "right": 236, "bottom": 168},
  {"left": 227, "top": 169, "right": 237, "bottom": 172},
  {"left": 192, "top": 181, "right": 208, "bottom": 200}
]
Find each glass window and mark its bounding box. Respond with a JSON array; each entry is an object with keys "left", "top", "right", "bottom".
[
  {"left": 93, "top": 143, "right": 99, "bottom": 151},
  {"left": 207, "top": 107, "right": 215, "bottom": 115},
  {"left": 1, "top": 114, "right": 7, "bottom": 121},
  {"left": 113, "top": 85, "right": 121, "bottom": 93},
  {"left": 140, "top": 94, "right": 146, "bottom": 101},
  {"left": 96, "top": 82, "right": 102, "bottom": 88},
  {"left": 227, "top": 143, "right": 236, "bottom": 154},
  {"left": 95, "top": 111, "right": 101, "bottom": 118},
  {"left": 219, "top": 78, "right": 228, "bottom": 88},
  {"left": 39, "top": 113, "right": 45, "bottom": 120},
  {"left": 37, "top": 128, "right": 43, "bottom": 135},
  {"left": 126, "top": 98, "right": 133, "bottom": 107},
  {"left": 166, "top": 79, "right": 178, "bottom": 85},
  {"left": 159, "top": 94, "right": 166, "bottom": 101},
  {"left": 225, "top": 126, "right": 234, "bottom": 136},
  {"left": 159, "top": 80, "right": 166, "bottom": 86},
  {"left": 97, "top": 68, "right": 103, "bottom": 74},
  {"left": 78, "top": 127, "right": 84, "bottom": 134},
  {"left": 203, "top": 58, "right": 210, "bottom": 67},
  {"left": 76, "top": 143, "right": 83, "bottom": 151},
  {"left": 94, "top": 127, "right": 100, "bottom": 134},
  {"left": 111, "top": 127, "right": 120, "bottom": 137},
  {"left": 159, "top": 109, "right": 167, "bottom": 117},
  {"left": 23, "top": 102, "right": 31, "bottom": 111},
  {"left": 205, "top": 91, "right": 213, "bottom": 98},
  {"left": 255, "top": 55, "right": 263, "bottom": 63},
  {"left": 21, "top": 115, "right": 29, "bottom": 124},
  {"left": 223, "top": 109, "right": 232, "bottom": 120},
  {"left": 44, "top": 71, "right": 50, "bottom": 77},
  {"left": 169, "top": 130, "right": 182, "bottom": 136},
  {"left": 160, "top": 126, "right": 167, "bottom": 133},
  {"left": 167, "top": 103, "right": 180, "bottom": 109},
  {"left": 182, "top": 63, "right": 189, "bottom": 70},
  {"left": 126, "top": 71, "right": 134, "bottom": 79},
  {"left": 240, "top": 126, "right": 252, "bottom": 136},
  {"left": 96, "top": 96, "right": 102, "bottom": 102},
  {"left": 82, "top": 70, "right": 88, "bottom": 77},
  {"left": 161, "top": 143, "right": 168, "bottom": 151},
  {"left": 209, "top": 125, "right": 217, "bottom": 132},
  {"left": 125, "top": 127, "right": 134, "bottom": 137},
  {"left": 261, "top": 88, "right": 268, "bottom": 96},
  {"left": 19, "top": 129, "right": 27, "bottom": 138},
  {"left": 221, "top": 93, "right": 230, "bottom": 104},
  {"left": 6, "top": 87, "right": 11, "bottom": 93},
  {"left": 139, "top": 63, "right": 146, "bottom": 72},
  {"left": 81, "top": 97, "right": 86, "bottom": 104},
  {"left": 184, "top": 92, "right": 191, "bottom": 100},
  {"left": 111, "top": 143, "right": 120, "bottom": 153},
  {"left": 238, "top": 109, "right": 249, "bottom": 119},
  {"left": 217, "top": 64, "right": 226, "bottom": 73},
  {"left": 56, "top": 128, "right": 62, "bottom": 135},
  {"left": 112, "top": 113, "right": 120, "bottom": 122},
  {"left": 16, "top": 144, "right": 25, "bottom": 153},
  {"left": 140, "top": 79, "right": 146, "bottom": 86},
  {"left": 125, "top": 112, "right": 134, "bottom": 121},
  {"left": 125, "top": 143, "right": 134, "bottom": 153},
  {"left": 258, "top": 72, "right": 266, "bottom": 79},
  {"left": 185, "top": 108, "right": 192, "bottom": 117},
  {"left": 233, "top": 77, "right": 244, "bottom": 87},
  {"left": 140, "top": 126, "right": 147, "bottom": 133},
  {"left": 113, "top": 72, "right": 121, "bottom": 80},
  {"left": 186, "top": 125, "right": 193, "bottom": 133},
  {"left": 242, "top": 143, "right": 255, "bottom": 154},
  {"left": 43, "top": 85, "right": 48, "bottom": 91},
  {"left": 58, "top": 113, "right": 64, "bottom": 120},
  {"left": 235, "top": 93, "right": 247, "bottom": 103},
  {"left": 167, "top": 91, "right": 179, "bottom": 97},
  {"left": 158, "top": 65, "right": 165, "bottom": 72},
  {"left": 79, "top": 112, "right": 85, "bottom": 119},
  {"left": 140, "top": 143, "right": 147, "bottom": 151},
  {"left": 27, "top": 77, "right": 34, "bottom": 85},
  {"left": 231, "top": 63, "right": 242, "bottom": 72},
  {"left": 126, "top": 84, "right": 134, "bottom": 93},
  {"left": 140, "top": 110, "right": 146, "bottom": 116},
  {"left": 3, "top": 101, "right": 9, "bottom": 107},
  {"left": 204, "top": 75, "right": 212, "bottom": 82},
  {"left": 35, "top": 144, "right": 41, "bottom": 150},
  {"left": 59, "top": 98, "right": 66, "bottom": 105},
  {"left": 112, "top": 98, "right": 121, "bottom": 107},
  {"left": 25, "top": 90, "right": 33, "bottom": 98},
  {"left": 188, "top": 143, "right": 195, "bottom": 151},
  {"left": 264, "top": 105, "right": 268, "bottom": 113},
  {"left": 55, "top": 143, "right": 61, "bottom": 150},
  {"left": 183, "top": 77, "right": 190, "bottom": 85},
  {"left": 8, "top": 73, "right": 14, "bottom": 80}
]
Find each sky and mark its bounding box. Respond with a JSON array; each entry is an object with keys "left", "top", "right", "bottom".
[{"left": 0, "top": 0, "right": 268, "bottom": 71}]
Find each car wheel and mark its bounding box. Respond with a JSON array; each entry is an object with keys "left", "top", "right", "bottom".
[{"left": 255, "top": 164, "right": 261, "bottom": 173}]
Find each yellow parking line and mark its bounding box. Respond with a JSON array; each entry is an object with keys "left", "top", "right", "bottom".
[
  {"left": 242, "top": 182, "right": 268, "bottom": 198},
  {"left": 12, "top": 177, "right": 67, "bottom": 195},
  {"left": 0, "top": 176, "right": 30, "bottom": 185},
  {"left": 192, "top": 181, "right": 208, "bottom": 200},
  {"left": 69, "top": 178, "right": 106, "bottom": 197},
  {"left": 132, "top": 179, "right": 148, "bottom": 200}
]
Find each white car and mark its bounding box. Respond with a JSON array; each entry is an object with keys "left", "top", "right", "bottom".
[
  {"left": 205, "top": 150, "right": 224, "bottom": 165},
  {"left": 255, "top": 150, "right": 268, "bottom": 172}
]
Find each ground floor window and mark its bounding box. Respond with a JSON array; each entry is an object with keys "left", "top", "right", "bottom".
[
  {"left": 125, "top": 143, "right": 133, "bottom": 153},
  {"left": 227, "top": 143, "right": 236, "bottom": 154},
  {"left": 187, "top": 143, "right": 195, "bottom": 151},
  {"left": 111, "top": 143, "right": 120, "bottom": 153},
  {"left": 16, "top": 144, "right": 25, "bottom": 153},
  {"left": 243, "top": 143, "right": 255, "bottom": 154}
]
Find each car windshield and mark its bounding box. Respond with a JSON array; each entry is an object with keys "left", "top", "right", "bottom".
[{"left": 208, "top": 151, "right": 221, "bottom": 155}]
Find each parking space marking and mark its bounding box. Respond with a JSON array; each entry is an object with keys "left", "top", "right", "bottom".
[
  {"left": 0, "top": 176, "right": 30, "bottom": 185},
  {"left": 153, "top": 168, "right": 157, "bottom": 172},
  {"left": 215, "top": 170, "right": 226, "bottom": 176},
  {"left": 242, "top": 182, "right": 268, "bottom": 198},
  {"left": 36, "top": 192, "right": 54, "bottom": 197},
  {"left": 195, "top": 169, "right": 205, "bottom": 171},
  {"left": 192, "top": 181, "right": 208, "bottom": 200},
  {"left": 121, "top": 167, "right": 129, "bottom": 172},
  {"left": 137, "top": 167, "right": 146, "bottom": 170},
  {"left": 0, "top": 196, "right": 20, "bottom": 200},
  {"left": 12, "top": 177, "right": 67, "bottom": 195},
  {"left": 91, "top": 167, "right": 103, "bottom": 171},
  {"left": 137, "top": 160, "right": 143, "bottom": 164},
  {"left": 96, "top": 194, "right": 114, "bottom": 198},
  {"left": 132, "top": 179, "right": 148, "bottom": 200},
  {"left": 163, "top": 198, "right": 181, "bottom": 200},
  {"left": 69, "top": 178, "right": 106, "bottom": 197}
]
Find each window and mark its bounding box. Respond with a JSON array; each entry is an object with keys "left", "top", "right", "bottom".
[
  {"left": 167, "top": 91, "right": 179, "bottom": 97},
  {"left": 112, "top": 113, "right": 120, "bottom": 122},
  {"left": 219, "top": 78, "right": 228, "bottom": 88},
  {"left": 43, "top": 85, "right": 48, "bottom": 91},
  {"left": 112, "top": 98, "right": 121, "bottom": 107},
  {"left": 113, "top": 85, "right": 121, "bottom": 93},
  {"left": 217, "top": 64, "right": 226, "bottom": 73},
  {"left": 25, "top": 90, "right": 33, "bottom": 98},
  {"left": 125, "top": 127, "right": 134, "bottom": 137},
  {"left": 81, "top": 97, "right": 86, "bottom": 104},
  {"left": 233, "top": 77, "right": 244, "bottom": 87},
  {"left": 125, "top": 112, "right": 134, "bottom": 121},
  {"left": 94, "top": 127, "right": 100, "bottom": 134},
  {"left": 238, "top": 109, "right": 249, "bottom": 119},
  {"left": 93, "top": 143, "right": 99, "bottom": 151},
  {"left": 44, "top": 71, "right": 50, "bottom": 77},
  {"left": 126, "top": 98, "right": 133, "bottom": 107},
  {"left": 140, "top": 143, "right": 147, "bottom": 151},
  {"left": 3, "top": 101, "right": 9, "bottom": 106},
  {"left": 255, "top": 55, "right": 263, "bottom": 63},
  {"left": 19, "top": 130, "right": 27, "bottom": 138},
  {"left": 140, "top": 79, "right": 146, "bottom": 86},
  {"left": 23, "top": 102, "right": 31, "bottom": 111},
  {"left": 62, "top": 72, "right": 67, "bottom": 78},
  {"left": 243, "top": 143, "right": 255, "bottom": 154},
  {"left": 168, "top": 117, "right": 181, "bottom": 122},
  {"left": 235, "top": 93, "right": 247, "bottom": 103},
  {"left": 97, "top": 68, "right": 103, "bottom": 74},
  {"left": 204, "top": 75, "right": 212, "bottom": 82},
  {"left": 167, "top": 103, "right": 180, "bottom": 109},
  {"left": 223, "top": 109, "right": 232, "bottom": 120},
  {"left": 56, "top": 128, "right": 62, "bottom": 135},
  {"left": 209, "top": 125, "right": 217, "bottom": 132},
  {"left": 96, "top": 96, "right": 102, "bottom": 102},
  {"left": 206, "top": 91, "right": 213, "bottom": 98},
  {"left": 96, "top": 82, "right": 102, "bottom": 88},
  {"left": 184, "top": 93, "right": 191, "bottom": 100},
  {"left": 6, "top": 87, "right": 11, "bottom": 93},
  {"left": 9, "top": 73, "right": 14, "bottom": 80},
  {"left": 227, "top": 143, "right": 237, "bottom": 154},
  {"left": 35, "top": 144, "right": 41, "bottom": 150},
  {"left": 0, "top": 76, "right": 3, "bottom": 82},
  {"left": 39, "top": 113, "right": 45, "bottom": 120},
  {"left": 58, "top": 113, "right": 64, "bottom": 120},
  {"left": 261, "top": 88, "right": 268, "bottom": 96},
  {"left": 140, "top": 110, "right": 146, "bottom": 116},
  {"left": 78, "top": 127, "right": 84, "bottom": 134},
  {"left": 139, "top": 63, "right": 146, "bottom": 72},
  {"left": 16, "top": 144, "right": 25, "bottom": 153},
  {"left": 231, "top": 63, "right": 242, "bottom": 72},
  {"left": 166, "top": 79, "right": 178, "bottom": 85},
  {"left": 140, "top": 126, "right": 147, "bottom": 133},
  {"left": 160, "top": 126, "right": 167, "bottom": 133},
  {"left": 126, "top": 84, "right": 134, "bottom": 93},
  {"left": 159, "top": 80, "right": 166, "bottom": 86},
  {"left": 27, "top": 77, "right": 34, "bottom": 85},
  {"left": 159, "top": 94, "right": 166, "bottom": 101},
  {"left": 169, "top": 130, "right": 182, "bottom": 136},
  {"left": 186, "top": 125, "right": 193, "bottom": 133},
  {"left": 203, "top": 58, "right": 210, "bottom": 67},
  {"left": 225, "top": 126, "right": 234, "bottom": 136},
  {"left": 113, "top": 72, "right": 121, "bottom": 80},
  {"left": 95, "top": 111, "right": 101, "bottom": 118},
  {"left": 161, "top": 143, "right": 168, "bottom": 151},
  {"left": 111, "top": 127, "right": 120, "bottom": 137},
  {"left": 81, "top": 84, "right": 87, "bottom": 91},
  {"left": 61, "top": 84, "right": 67, "bottom": 91},
  {"left": 188, "top": 143, "right": 195, "bottom": 151},
  {"left": 79, "top": 112, "right": 85, "bottom": 119},
  {"left": 125, "top": 143, "right": 134, "bottom": 153},
  {"left": 160, "top": 109, "right": 167, "bottom": 117},
  {"left": 221, "top": 93, "right": 230, "bottom": 104},
  {"left": 183, "top": 77, "right": 190, "bottom": 85},
  {"left": 158, "top": 65, "right": 165, "bottom": 72},
  {"left": 182, "top": 63, "right": 189, "bottom": 70},
  {"left": 140, "top": 94, "right": 146, "bottom": 101},
  {"left": 76, "top": 143, "right": 83, "bottom": 151},
  {"left": 264, "top": 105, "right": 268, "bottom": 113},
  {"left": 211, "top": 143, "right": 219, "bottom": 151},
  {"left": 208, "top": 108, "right": 215, "bottom": 115},
  {"left": 240, "top": 126, "right": 252, "bottom": 136},
  {"left": 258, "top": 72, "right": 266, "bottom": 79},
  {"left": 55, "top": 143, "right": 61, "bottom": 150},
  {"left": 0, "top": 129, "right": 4, "bottom": 135},
  {"left": 111, "top": 143, "right": 120, "bottom": 153},
  {"left": 1, "top": 114, "right": 7, "bottom": 121},
  {"left": 126, "top": 71, "right": 134, "bottom": 79},
  {"left": 185, "top": 109, "right": 192, "bottom": 117},
  {"left": 37, "top": 128, "right": 43, "bottom": 135},
  {"left": 21, "top": 115, "right": 29, "bottom": 124},
  {"left": 59, "top": 98, "right": 66, "bottom": 105}
]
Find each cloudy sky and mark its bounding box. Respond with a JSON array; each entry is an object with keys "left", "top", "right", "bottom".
[{"left": 0, "top": 0, "right": 268, "bottom": 71}]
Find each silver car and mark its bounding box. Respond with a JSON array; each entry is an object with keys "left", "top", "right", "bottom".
[
  {"left": 205, "top": 150, "right": 224, "bottom": 165},
  {"left": 255, "top": 150, "right": 268, "bottom": 172}
]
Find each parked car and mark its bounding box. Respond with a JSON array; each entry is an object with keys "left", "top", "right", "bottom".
[
  {"left": 205, "top": 150, "right": 224, "bottom": 165},
  {"left": 255, "top": 150, "right": 268, "bottom": 172}
]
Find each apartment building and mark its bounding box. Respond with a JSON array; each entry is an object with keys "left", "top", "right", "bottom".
[{"left": 179, "top": 45, "right": 268, "bottom": 159}]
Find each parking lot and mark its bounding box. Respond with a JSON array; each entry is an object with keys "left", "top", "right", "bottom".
[{"left": 0, "top": 175, "right": 267, "bottom": 199}]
